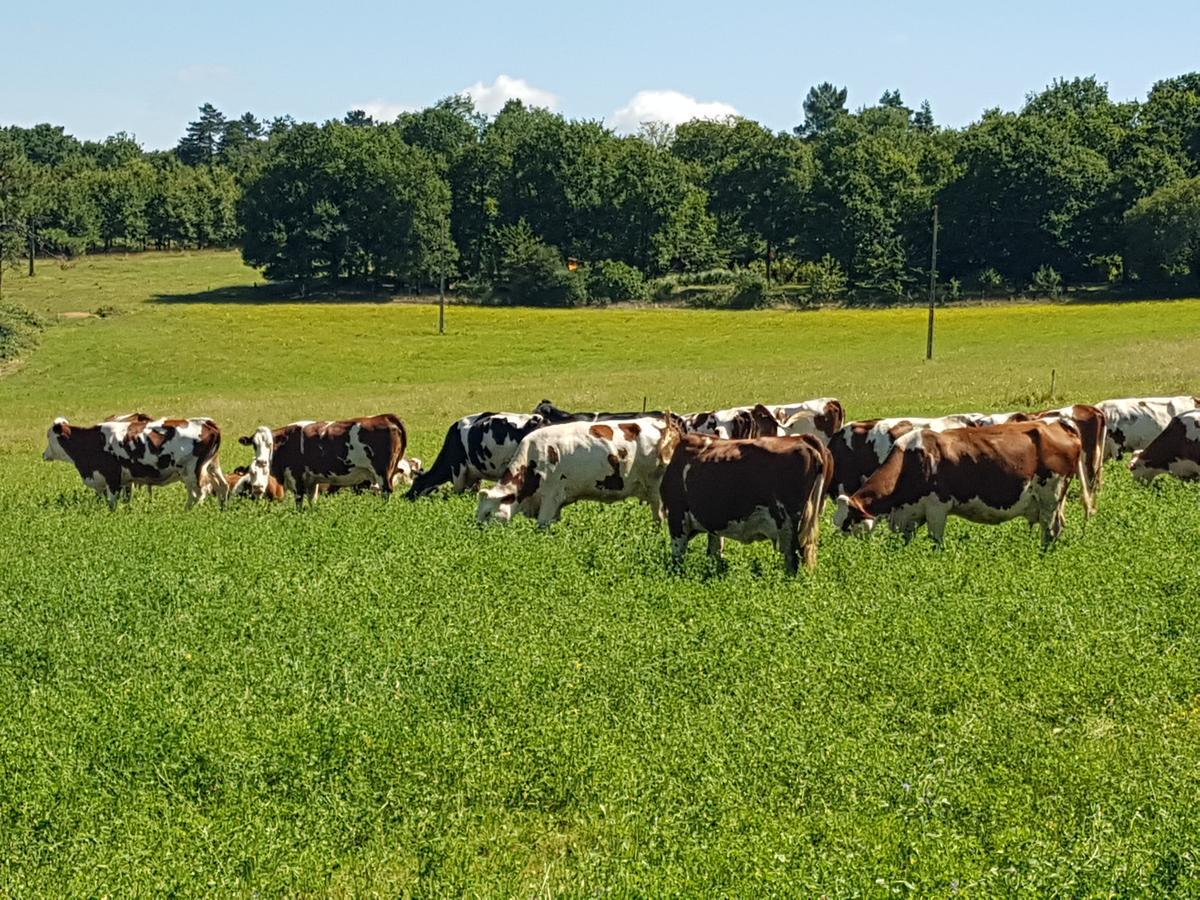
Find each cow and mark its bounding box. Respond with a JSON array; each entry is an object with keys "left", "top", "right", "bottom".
[
  {"left": 834, "top": 420, "right": 1092, "bottom": 548},
  {"left": 658, "top": 426, "right": 833, "bottom": 574},
  {"left": 476, "top": 417, "right": 672, "bottom": 527},
  {"left": 43, "top": 416, "right": 228, "bottom": 509},
  {"left": 827, "top": 414, "right": 988, "bottom": 497},
  {"left": 265, "top": 415, "right": 407, "bottom": 508},
  {"left": 407, "top": 412, "right": 548, "bottom": 499},
  {"left": 223, "top": 426, "right": 285, "bottom": 500},
  {"left": 1094, "top": 397, "right": 1200, "bottom": 459},
  {"left": 685, "top": 398, "right": 844, "bottom": 441},
  {"left": 1012, "top": 404, "right": 1107, "bottom": 513},
  {"left": 1130, "top": 411, "right": 1200, "bottom": 484},
  {"left": 104, "top": 413, "right": 155, "bottom": 501}
]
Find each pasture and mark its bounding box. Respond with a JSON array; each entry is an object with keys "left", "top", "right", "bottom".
[{"left": 2, "top": 251, "right": 1200, "bottom": 895}]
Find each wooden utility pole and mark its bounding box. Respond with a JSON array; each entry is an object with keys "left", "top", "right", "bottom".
[
  {"left": 438, "top": 270, "right": 445, "bottom": 335},
  {"left": 29, "top": 224, "right": 36, "bottom": 277},
  {"left": 926, "top": 204, "right": 939, "bottom": 360}
]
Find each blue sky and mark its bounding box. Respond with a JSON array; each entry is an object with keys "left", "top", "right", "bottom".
[{"left": 4, "top": 0, "right": 1198, "bottom": 149}]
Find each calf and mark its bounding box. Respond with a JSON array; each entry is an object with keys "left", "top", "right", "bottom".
[
  {"left": 835, "top": 420, "right": 1091, "bottom": 547},
  {"left": 408, "top": 412, "right": 547, "bottom": 498},
  {"left": 44, "top": 416, "right": 228, "bottom": 509},
  {"left": 267, "top": 415, "right": 407, "bottom": 507},
  {"left": 659, "top": 427, "right": 832, "bottom": 574},
  {"left": 225, "top": 426, "right": 285, "bottom": 500},
  {"left": 1130, "top": 411, "right": 1200, "bottom": 484},
  {"left": 1095, "top": 397, "right": 1200, "bottom": 459},
  {"left": 477, "top": 417, "right": 671, "bottom": 527},
  {"left": 225, "top": 467, "right": 286, "bottom": 501}
]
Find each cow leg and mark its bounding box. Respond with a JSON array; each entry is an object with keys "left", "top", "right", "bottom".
[
  {"left": 706, "top": 533, "right": 725, "bottom": 562},
  {"left": 293, "top": 474, "right": 307, "bottom": 510},
  {"left": 536, "top": 495, "right": 560, "bottom": 530},
  {"left": 924, "top": 504, "right": 948, "bottom": 549},
  {"left": 782, "top": 523, "right": 801, "bottom": 576},
  {"left": 670, "top": 532, "right": 693, "bottom": 571},
  {"left": 121, "top": 485, "right": 134, "bottom": 504}
]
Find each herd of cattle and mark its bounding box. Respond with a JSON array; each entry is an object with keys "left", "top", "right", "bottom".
[{"left": 43, "top": 394, "right": 1200, "bottom": 572}]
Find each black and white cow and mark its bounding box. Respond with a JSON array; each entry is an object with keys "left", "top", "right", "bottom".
[{"left": 407, "top": 412, "right": 549, "bottom": 499}]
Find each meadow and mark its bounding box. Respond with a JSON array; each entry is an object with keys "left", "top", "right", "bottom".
[{"left": 2, "top": 251, "right": 1200, "bottom": 895}]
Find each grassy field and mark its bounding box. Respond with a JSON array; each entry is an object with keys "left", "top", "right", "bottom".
[{"left": 2, "top": 251, "right": 1200, "bottom": 895}]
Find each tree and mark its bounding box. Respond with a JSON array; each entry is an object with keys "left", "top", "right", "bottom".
[
  {"left": 343, "top": 109, "right": 375, "bottom": 128},
  {"left": 1124, "top": 176, "right": 1200, "bottom": 282},
  {"left": 879, "top": 89, "right": 906, "bottom": 110},
  {"left": 796, "top": 83, "right": 848, "bottom": 137},
  {"left": 912, "top": 101, "right": 935, "bottom": 132},
  {"left": 239, "top": 122, "right": 453, "bottom": 291},
  {"left": 0, "top": 137, "right": 38, "bottom": 296},
  {"left": 176, "top": 103, "right": 227, "bottom": 165}
]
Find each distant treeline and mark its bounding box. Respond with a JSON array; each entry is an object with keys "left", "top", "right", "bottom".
[{"left": 2, "top": 75, "right": 1200, "bottom": 304}]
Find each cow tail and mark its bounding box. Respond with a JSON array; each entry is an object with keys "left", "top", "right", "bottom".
[
  {"left": 203, "top": 422, "right": 230, "bottom": 503},
  {"left": 799, "top": 457, "right": 826, "bottom": 570},
  {"left": 1074, "top": 449, "right": 1096, "bottom": 519},
  {"left": 384, "top": 415, "right": 408, "bottom": 487},
  {"left": 1090, "top": 413, "right": 1107, "bottom": 496}
]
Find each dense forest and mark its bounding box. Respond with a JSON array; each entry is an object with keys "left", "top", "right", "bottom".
[{"left": 2, "top": 75, "right": 1200, "bottom": 305}]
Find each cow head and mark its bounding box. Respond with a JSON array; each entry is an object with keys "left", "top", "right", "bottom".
[
  {"left": 1128, "top": 450, "right": 1162, "bottom": 485},
  {"left": 781, "top": 410, "right": 823, "bottom": 440},
  {"left": 237, "top": 426, "right": 275, "bottom": 496},
  {"left": 44, "top": 417, "right": 72, "bottom": 462},
  {"left": 391, "top": 457, "right": 424, "bottom": 489},
  {"left": 656, "top": 412, "right": 684, "bottom": 464},
  {"left": 476, "top": 484, "right": 516, "bottom": 524},
  {"left": 834, "top": 493, "right": 876, "bottom": 536}
]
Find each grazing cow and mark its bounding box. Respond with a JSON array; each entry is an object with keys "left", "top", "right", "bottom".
[
  {"left": 686, "top": 403, "right": 785, "bottom": 439},
  {"left": 835, "top": 420, "right": 1092, "bottom": 547},
  {"left": 827, "top": 414, "right": 987, "bottom": 497},
  {"left": 1094, "top": 397, "right": 1200, "bottom": 459},
  {"left": 476, "top": 417, "right": 671, "bottom": 527},
  {"left": 266, "top": 415, "right": 407, "bottom": 507},
  {"left": 43, "top": 416, "right": 228, "bottom": 509},
  {"left": 1130, "top": 411, "right": 1200, "bottom": 484},
  {"left": 685, "top": 398, "right": 844, "bottom": 441},
  {"left": 658, "top": 427, "right": 833, "bottom": 574},
  {"left": 407, "top": 412, "right": 548, "bottom": 499}
]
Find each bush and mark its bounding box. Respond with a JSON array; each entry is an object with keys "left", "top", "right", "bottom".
[
  {"left": 677, "top": 268, "right": 739, "bottom": 286},
  {"left": 947, "top": 277, "right": 963, "bottom": 301},
  {"left": 1030, "top": 265, "right": 1063, "bottom": 299},
  {"left": 977, "top": 267, "right": 1005, "bottom": 297},
  {"left": 0, "top": 303, "right": 45, "bottom": 364},
  {"left": 585, "top": 260, "right": 647, "bottom": 304},
  {"left": 492, "top": 221, "right": 587, "bottom": 307},
  {"left": 795, "top": 255, "right": 848, "bottom": 303},
  {"left": 728, "top": 270, "right": 772, "bottom": 309}
]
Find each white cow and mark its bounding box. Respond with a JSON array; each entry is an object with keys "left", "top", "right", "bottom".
[
  {"left": 477, "top": 417, "right": 671, "bottom": 527},
  {"left": 1096, "top": 397, "right": 1200, "bottom": 458}
]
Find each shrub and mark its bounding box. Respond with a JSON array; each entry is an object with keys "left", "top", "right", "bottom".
[
  {"left": 492, "top": 220, "right": 587, "bottom": 307},
  {"left": 796, "top": 255, "right": 848, "bottom": 303},
  {"left": 585, "top": 260, "right": 648, "bottom": 304},
  {"left": 1089, "top": 253, "right": 1123, "bottom": 283},
  {"left": 677, "top": 268, "right": 739, "bottom": 286},
  {"left": 947, "top": 278, "right": 963, "bottom": 301},
  {"left": 1030, "top": 265, "right": 1063, "bottom": 299},
  {"left": 977, "top": 267, "right": 1005, "bottom": 297},
  {"left": 728, "top": 270, "right": 772, "bottom": 309},
  {"left": 0, "top": 303, "right": 45, "bottom": 363}
]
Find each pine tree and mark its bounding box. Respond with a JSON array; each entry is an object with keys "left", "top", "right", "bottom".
[{"left": 176, "top": 103, "right": 226, "bottom": 165}]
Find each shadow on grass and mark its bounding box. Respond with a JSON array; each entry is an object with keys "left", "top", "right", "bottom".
[{"left": 152, "top": 282, "right": 437, "bottom": 305}]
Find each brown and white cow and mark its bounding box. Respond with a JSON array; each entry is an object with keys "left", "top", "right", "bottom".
[
  {"left": 827, "top": 414, "right": 987, "bottom": 497},
  {"left": 834, "top": 420, "right": 1092, "bottom": 547},
  {"left": 1130, "top": 411, "right": 1200, "bottom": 484},
  {"left": 659, "top": 426, "right": 833, "bottom": 574},
  {"left": 265, "top": 415, "right": 408, "bottom": 508},
  {"left": 476, "top": 417, "right": 672, "bottom": 527},
  {"left": 685, "top": 398, "right": 844, "bottom": 441},
  {"left": 1004, "top": 404, "right": 1107, "bottom": 513},
  {"left": 224, "top": 426, "right": 285, "bottom": 500},
  {"left": 1094, "top": 397, "right": 1200, "bottom": 459},
  {"left": 44, "top": 416, "right": 228, "bottom": 509}
]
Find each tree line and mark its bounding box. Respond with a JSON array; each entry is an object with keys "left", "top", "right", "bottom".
[{"left": 2, "top": 75, "right": 1200, "bottom": 303}]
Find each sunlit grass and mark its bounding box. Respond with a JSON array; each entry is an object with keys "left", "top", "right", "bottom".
[{"left": 2, "top": 252, "right": 1200, "bottom": 893}]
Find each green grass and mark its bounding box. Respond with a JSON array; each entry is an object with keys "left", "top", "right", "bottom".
[{"left": 2, "top": 251, "right": 1200, "bottom": 895}]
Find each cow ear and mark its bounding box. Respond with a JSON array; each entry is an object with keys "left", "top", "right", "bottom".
[{"left": 238, "top": 435, "right": 252, "bottom": 445}]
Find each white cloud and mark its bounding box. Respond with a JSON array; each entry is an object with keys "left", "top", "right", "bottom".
[
  {"left": 177, "top": 64, "right": 233, "bottom": 84},
  {"left": 461, "top": 74, "right": 559, "bottom": 115},
  {"left": 353, "top": 100, "right": 417, "bottom": 122},
  {"left": 610, "top": 89, "right": 739, "bottom": 133}
]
